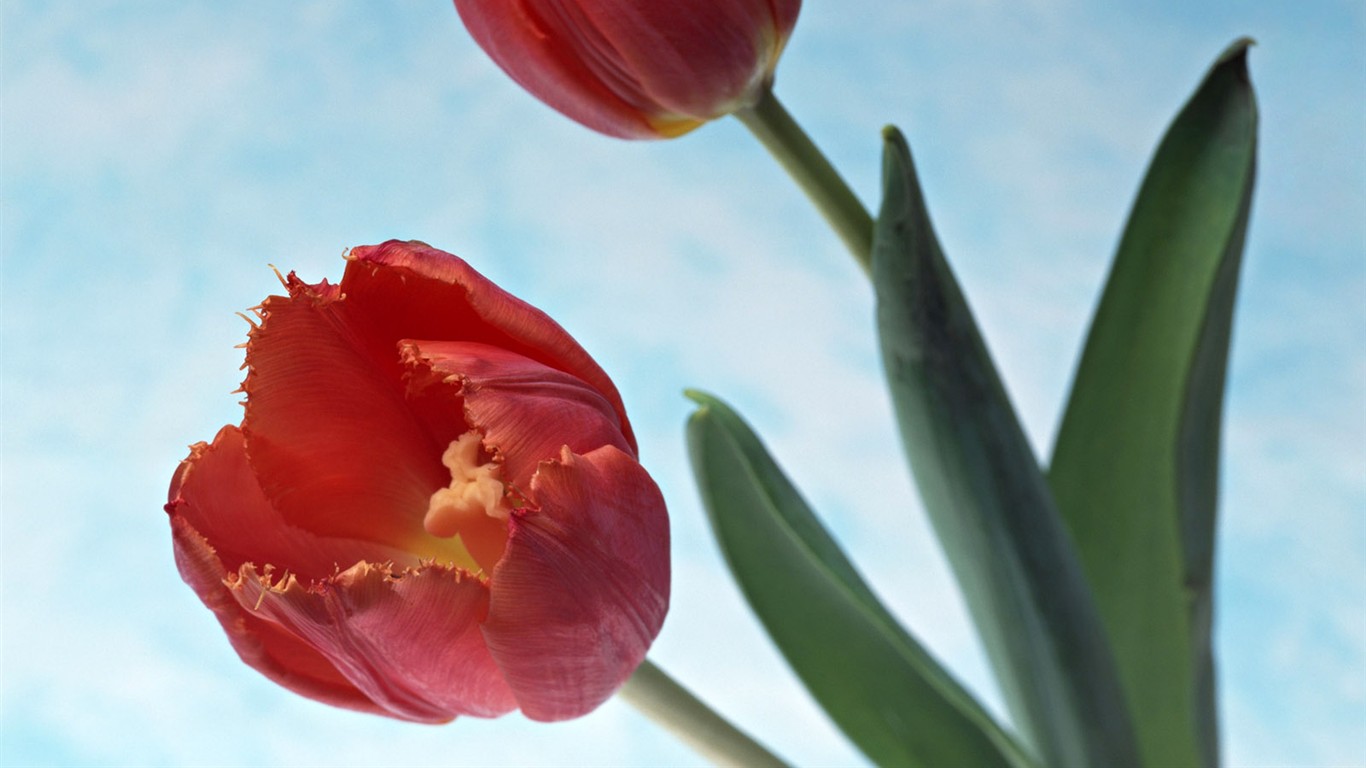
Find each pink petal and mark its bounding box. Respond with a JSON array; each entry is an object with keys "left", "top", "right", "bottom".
[
  {"left": 453, "top": 0, "right": 802, "bottom": 136},
  {"left": 454, "top": 0, "right": 668, "bottom": 138},
  {"left": 167, "top": 514, "right": 385, "bottom": 717},
  {"left": 545, "top": 0, "right": 769, "bottom": 118},
  {"left": 168, "top": 425, "right": 413, "bottom": 579},
  {"left": 343, "top": 242, "right": 637, "bottom": 456},
  {"left": 482, "top": 445, "right": 669, "bottom": 721},
  {"left": 241, "top": 278, "right": 446, "bottom": 551},
  {"left": 401, "top": 339, "right": 633, "bottom": 491},
  {"left": 771, "top": 0, "right": 803, "bottom": 40},
  {"left": 233, "top": 561, "right": 518, "bottom": 722}
]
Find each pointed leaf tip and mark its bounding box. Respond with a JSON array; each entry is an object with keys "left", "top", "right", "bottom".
[
  {"left": 1047, "top": 39, "right": 1257, "bottom": 768},
  {"left": 682, "top": 388, "right": 710, "bottom": 407},
  {"left": 1216, "top": 36, "right": 1256, "bottom": 67},
  {"left": 872, "top": 128, "right": 1141, "bottom": 768}
]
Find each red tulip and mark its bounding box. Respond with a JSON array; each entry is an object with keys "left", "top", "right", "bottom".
[
  {"left": 453, "top": 0, "right": 802, "bottom": 139},
  {"left": 165, "top": 240, "right": 669, "bottom": 723}
]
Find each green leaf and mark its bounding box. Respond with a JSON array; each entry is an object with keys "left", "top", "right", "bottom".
[
  {"left": 1048, "top": 39, "right": 1258, "bottom": 768},
  {"left": 685, "top": 390, "right": 1036, "bottom": 768},
  {"left": 872, "top": 128, "right": 1140, "bottom": 768}
]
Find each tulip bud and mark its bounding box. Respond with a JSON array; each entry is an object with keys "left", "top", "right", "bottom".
[
  {"left": 454, "top": 0, "right": 802, "bottom": 139},
  {"left": 165, "top": 241, "right": 669, "bottom": 723}
]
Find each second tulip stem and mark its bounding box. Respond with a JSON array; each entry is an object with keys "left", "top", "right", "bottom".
[
  {"left": 619, "top": 659, "right": 789, "bottom": 768},
  {"left": 735, "top": 87, "right": 874, "bottom": 275}
]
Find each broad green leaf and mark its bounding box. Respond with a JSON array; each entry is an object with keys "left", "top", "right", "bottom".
[
  {"left": 685, "top": 390, "right": 1036, "bottom": 768},
  {"left": 872, "top": 128, "right": 1140, "bottom": 768},
  {"left": 1049, "top": 39, "right": 1258, "bottom": 768}
]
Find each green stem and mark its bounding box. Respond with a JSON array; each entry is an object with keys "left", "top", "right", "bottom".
[
  {"left": 619, "top": 659, "right": 789, "bottom": 768},
  {"left": 734, "top": 87, "right": 874, "bottom": 275}
]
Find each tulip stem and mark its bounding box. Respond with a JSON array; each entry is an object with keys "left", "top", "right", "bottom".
[
  {"left": 619, "top": 659, "right": 789, "bottom": 768},
  {"left": 735, "top": 87, "right": 874, "bottom": 275}
]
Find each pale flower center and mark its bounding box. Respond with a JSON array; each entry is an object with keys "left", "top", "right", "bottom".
[{"left": 424, "top": 431, "right": 509, "bottom": 539}]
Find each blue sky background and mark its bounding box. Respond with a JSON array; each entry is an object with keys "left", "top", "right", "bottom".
[{"left": 3, "top": 1, "right": 1363, "bottom": 766}]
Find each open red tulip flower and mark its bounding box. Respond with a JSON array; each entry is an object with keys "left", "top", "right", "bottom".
[
  {"left": 165, "top": 240, "right": 669, "bottom": 723},
  {"left": 454, "top": 0, "right": 802, "bottom": 139}
]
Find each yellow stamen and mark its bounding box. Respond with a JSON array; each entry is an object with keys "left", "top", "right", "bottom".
[{"left": 424, "top": 432, "right": 508, "bottom": 539}]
